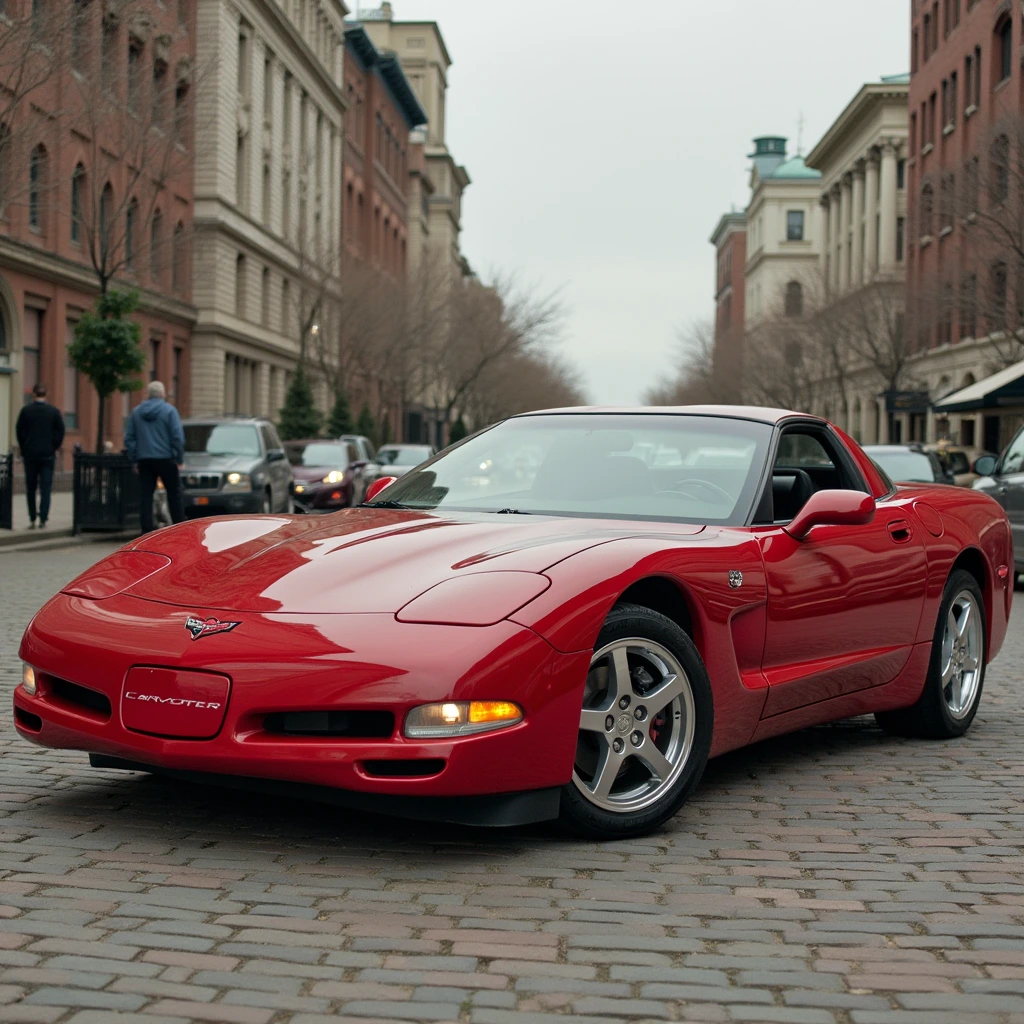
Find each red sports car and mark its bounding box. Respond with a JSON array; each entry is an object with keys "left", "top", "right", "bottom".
[{"left": 14, "top": 407, "right": 1013, "bottom": 838}]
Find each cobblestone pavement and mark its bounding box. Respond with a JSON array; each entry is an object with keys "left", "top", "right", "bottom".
[{"left": 1, "top": 542, "right": 1023, "bottom": 1024}]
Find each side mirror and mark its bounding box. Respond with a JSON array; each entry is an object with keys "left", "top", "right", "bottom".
[
  {"left": 365, "top": 476, "right": 399, "bottom": 503},
  {"left": 267, "top": 449, "right": 286, "bottom": 463},
  {"left": 784, "top": 489, "right": 876, "bottom": 541},
  {"left": 972, "top": 455, "right": 997, "bottom": 477}
]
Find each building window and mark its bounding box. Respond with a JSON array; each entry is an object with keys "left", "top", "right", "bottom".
[
  {"left": 923, "top": 11, "right": 932, "bottom": 57},
  {"left": 150, "top": 336, "right": 161, "bottom": 382},
  {"left": 101, "top": 14, "right": 117, "bottom": 94},
  {"left": 939, "top": 283, "right": 953, "bottom": 345},
  {"left": 941, "top": 78, "right": 949, "bottom": 125},
  {"left": 263, "top": 53, "right": 273, "bottom": 127},
  {"left": 991, "top": 261, "right": 1008, "bottom": 328},
  {"left": 174, "top": 81, "right": 190, "bottom": 146},
  {"left": 786, "top": 210, "right": 805, "bottom": 241},
  {"left": 99, "top": 182, "right": 113, "bottom": 241},
  {"left": 897, "top": 159, "right": 906, "bottom": 190},
  {"left": 28, "top": 145, "right": 45, "bottom": 231},
  {"left": 237, "top": 27, "right": 251, "bottom": 99},
  {"left": 897, "top": 217, "right": 906, "bottom": 262},
  {"left": 22, "top": 307, "right": 42, "bottom": 404},
  {"left": 997, "top": 16, "right": 1012, "bottom": 84},
  {"left": 921, "top": 182, "right": 934, "bottom": 236},
  {"left": 152, "top": 59, "right": 168, "bottom": 129},
  {"left": 178, "top": 0, "right": 188, "bottom": 28},
  {"left": 172, "top": 222, "right": 185, "bottom": 293},
  {"left": 965, "top": 53, "right": 973, "bottom": 107},
  {"left": 992, "top": 133, "right": 1010, "bottom": 203},
  {"left": 64, "top": 327, "right": 79, "bottom": 430},
  {"left": 127, "top": 42, "right": 142, "bottom": 115},
  {"left": 70, "top": 0, "right": 89, "bottom": 73},
  {"left": 949, "top": 71, "right": 957, "bottom": 126},
  {"left": 974, "top": 45, "right": 982, "bottom": 106},
  {"left": 150, "top": 210, "right": 162, "bottom": 283},
  {"left": 261, "top": 266, "right": 270, "bottom": 326},
  {"left": 172, "top": 346, "right": 183, "bottom": 404},
  {"left": 236, "top": 132, "right": 248, "bottom": 210},
  {"left": 784, "top": 281, "right": 803, "bottom": 318},
  {"left": 70, "top": 164, "right": 85, "bottom": 244},
  {"left": 125, "top": 199, "right": 138, "bottom": 268},
  {"left": 912, "top": 29, "right": 919, "bottom": 73},
  {"left": 235, "top": 253, "right": 246, "bottom": 318},
  {"left": 961, "top": 273, "right": 977, "bottom": 339},
  {"left": 280, "top": 277, "right": 290, "bottom": 333}
]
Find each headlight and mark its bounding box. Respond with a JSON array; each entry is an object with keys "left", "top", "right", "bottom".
[
  {"left": 223, "top": 472, "right": 252, "bottom": 492},
  {"left": 322, "top": 470, "right": 345, "bottom": 484},
  {"left": 294, "top": 484, "right": 305, "bottom": 494},
  {"left": 404, "top": 700, "right": 523, "bottom": 738},
  {"left": 21, "top": 664, "right": 36, "bottom": 695}
]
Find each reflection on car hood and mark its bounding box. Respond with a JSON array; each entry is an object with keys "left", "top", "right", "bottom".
[{"left": 124, "top": 509, "right": 705, "bottom": 613}]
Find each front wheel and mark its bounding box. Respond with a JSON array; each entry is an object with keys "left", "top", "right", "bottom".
[
  {"left": 875, "top": 569, "right": 986, "bottom": 739},
  {"left": 559, "top": 603, "right": 713, "bottom": 839}
]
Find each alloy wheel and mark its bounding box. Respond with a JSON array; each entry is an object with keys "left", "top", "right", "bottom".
[
  {"left": 572, "top": 638, "right": 695, "bottom": 813},
  {"left": 940, "top": 590, "right": 983, "bottom": 720}
]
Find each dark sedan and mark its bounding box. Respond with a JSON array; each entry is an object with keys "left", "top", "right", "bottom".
[
  {"left": 285, "top": 440, "right": 361, "bottom": 513},
  {"left": 862, "top": 444, "right": 955, "bottom": 486}
]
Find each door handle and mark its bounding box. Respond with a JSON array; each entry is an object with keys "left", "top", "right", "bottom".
[{"left": 887, "top": 520, "right": 913, "bottom": 543}]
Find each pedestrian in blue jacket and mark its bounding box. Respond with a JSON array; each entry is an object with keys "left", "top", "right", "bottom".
[{"left": 125, "top": 381, "right": 186, "bottom": 534}]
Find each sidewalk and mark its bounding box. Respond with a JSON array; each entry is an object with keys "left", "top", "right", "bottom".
[{"left": 2, "top": 490, "right": 74, "bottom": 547}]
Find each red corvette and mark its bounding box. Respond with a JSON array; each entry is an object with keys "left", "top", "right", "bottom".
[{"left": 14, "top": 408, "right": 1014, "bottom": 838}]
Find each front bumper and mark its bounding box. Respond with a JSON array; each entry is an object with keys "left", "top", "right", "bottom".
[
  {"left": 15, "top": 592, "right": 589, "bottom": 813},
  {"left": 291, "top": 481, "right": 352, "bottom": 512},
  {"left": 183, "top": 491, "right": 263, "bottom": 517}
]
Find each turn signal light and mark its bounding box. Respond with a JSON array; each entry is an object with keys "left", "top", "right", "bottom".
[
  {"left": 21, "top": 664, "right": 37, "bottom": 696},
  {"left": 404, "top": 700, "right": 523, "bottom": 738}
]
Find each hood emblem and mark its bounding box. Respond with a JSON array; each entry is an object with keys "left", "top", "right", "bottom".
[
  {"left": 728, "top": 570, "right": 743, "bottom": 589},
  {"left": 185, "top": 615, "right": 241, "bottom": 641}
]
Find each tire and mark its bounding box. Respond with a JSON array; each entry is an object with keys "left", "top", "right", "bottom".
[
  {"left": 558, "top": 602, "right": 714, "bottom": 839},
  {"left": 875, "top": 569, "right": 986, "bottom": 739}
]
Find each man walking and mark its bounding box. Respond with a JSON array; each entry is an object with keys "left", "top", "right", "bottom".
[
  {"left": 125, "top": 381, "right": 186, "bottom": 534},
  {"left": 15, "top": 383, "right": 65, "bottom": 529}
]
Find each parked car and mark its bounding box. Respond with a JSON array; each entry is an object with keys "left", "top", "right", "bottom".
[
  {"left": 862, "top": 444, "right": 955, "bottom": 486},
  {"left": 972, "top": 423, "right": 1024, "bottom": 583},
  {"left": 179, "top": 417, "right": 293, "bottom": 517},
  {"left": 285, "top": 440, "right": 363, "bottom": 512},
  {"left": 338, "top": 434, "right": 381, "bottom": 486},
  {"left": 375, "top": 443, "right": 436, "bottom": 478},
  {"left": 923, "top": 443, "right": 996, "bottom": 488},
  {"left": 17, "top": 406, "right": 1013, "bottom": 839}
]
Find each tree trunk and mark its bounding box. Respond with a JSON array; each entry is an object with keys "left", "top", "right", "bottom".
[{"left": 95, "top": 391, "right": 106, "bottom": 455}]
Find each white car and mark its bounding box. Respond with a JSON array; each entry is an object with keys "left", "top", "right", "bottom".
[{"left": 376, "top": 444, "right": 436, "bottom": 478}]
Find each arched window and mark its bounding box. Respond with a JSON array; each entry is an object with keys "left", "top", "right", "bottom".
[
  {"left": 28, "top": 145, "right": 46, "bottom": 231},
  {"left": 70, "top": 164, "right": 85, "bottom": 244},
  {"left": 99, "top": 182, "right": 113, "bottom": 238},
  {"left": 997, "top": 14, "right": 1013, "bottom": 83},
  {"left": 172, "top": 222, "right": 185, "bottom": 292},
  {"left": 784, "top": 281, "right": 803, "bottom": 317},
  {"left": 150, "top": 210, "right": 163, "bottom": 282},
  {"left": 921, "top": 181, "right": 934, "bottom": 235},
  {"left": 235, "top": 252, "right": 246, "bottom": 317},
  {"left": 125, "top": 198, "right": 138, "bottom": 268}
]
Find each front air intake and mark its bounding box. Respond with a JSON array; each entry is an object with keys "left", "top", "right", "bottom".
[{"left": 262, "top": 710, "right": 394, "bottom": 738}]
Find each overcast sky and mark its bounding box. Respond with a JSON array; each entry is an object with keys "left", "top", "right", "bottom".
[{"left": 377, "top": 0, "right": 910, "bottom": 405}]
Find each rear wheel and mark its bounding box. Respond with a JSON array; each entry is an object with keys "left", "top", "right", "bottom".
[
  {"left": 559, "top": 603, "right": 713, "bottom": 839},
  {"left": 875, "top": 569, "right": 985, "bottom": 739}
]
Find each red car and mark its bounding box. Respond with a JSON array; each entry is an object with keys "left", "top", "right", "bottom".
[
  {"left": 14, "top": 408, "right": 1013, "bottom": 839},
  {"left": 285, "top": 439, "right": 363, "bottom": 512}
]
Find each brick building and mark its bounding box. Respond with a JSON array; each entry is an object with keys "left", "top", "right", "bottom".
[
  {"left": 709, "top": 211, "right": 746, "bottom": 388},
  {"left": 0, "top": 0, "right": 197, "bottom": 456},
  {"left": 907, "top": 0, "right": 1024, "bottom": 450}
]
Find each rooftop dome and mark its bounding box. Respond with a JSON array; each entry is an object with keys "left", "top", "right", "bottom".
[{"left": 770, "top": 156, "right": 822, "bottom": 180}]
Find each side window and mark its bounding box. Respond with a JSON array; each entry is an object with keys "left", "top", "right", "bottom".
[
  {"left": 364, "top": 438, "right": 377, "bottom": 460},
  {"left": 775, "top": 433, "right": 835, "bottom": 470},
  {"left": 266, "top": 424, "right": 284, "bottom": 451},
  {"left": 259, "top": 425, "right": 275, "bottom": 453},
  {"left": 347, "top": 443, "right": 358, "bottom": 464},
  {"left": 1002, "top": 428, "right": 1024, "bottom": 475},
  {"left": 765, "top": 427, "right": 862, "bottom": 524}
]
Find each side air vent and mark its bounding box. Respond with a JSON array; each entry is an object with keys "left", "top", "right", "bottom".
[{"left": 361, "top": 759, "right": 446, "bottom": 778}]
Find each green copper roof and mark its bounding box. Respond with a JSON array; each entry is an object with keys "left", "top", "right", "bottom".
[
  {"left": 881, "top": 72, "right": 911, "bottom": 84},
  {"left": 770, "top": 156, "right": 822, "bottom": 180}
]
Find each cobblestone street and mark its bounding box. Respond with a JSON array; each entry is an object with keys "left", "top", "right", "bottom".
[{"left": 1, "top": 542, "right": 1023, "bottom": 1024}]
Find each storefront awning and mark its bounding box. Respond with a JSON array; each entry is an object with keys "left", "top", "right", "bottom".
[{"left": 933, "top": 358, "right": 1024, "bottom": 413}]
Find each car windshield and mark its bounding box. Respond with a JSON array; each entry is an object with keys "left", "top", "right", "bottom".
[
  {"left": 286, "top": 443, "right": 349, "bottom": 468},
  {"left": 184, "top": 424, "right": 261, "bottom": 457},
  {"left": 378, "top": 445, "right": 433, "bottom": 466},
  {"left": 367, "top": 413, "right": 772, "bottom": 525},
  {"left": 868, "top": 450, "right": 936, "bottom": 483}
]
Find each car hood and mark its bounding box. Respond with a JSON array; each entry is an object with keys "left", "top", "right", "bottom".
[
  {"left": 182, "top": 453, "right": 260, "bottom": 473},
  {"left": 124, "top": 509, "right": 704, "bottom": 614}
]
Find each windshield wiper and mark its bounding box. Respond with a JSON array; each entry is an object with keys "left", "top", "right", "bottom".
[
  {"left": 494, "top": 508, "right": 532, "bottom": 515},
  {"left": 365, "top": 499, "right": 413, "bottom": 509}
]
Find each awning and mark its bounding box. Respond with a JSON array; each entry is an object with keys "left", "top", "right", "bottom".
[{"left": 933, "top": 358, "right": 1024, "bottom": 413}]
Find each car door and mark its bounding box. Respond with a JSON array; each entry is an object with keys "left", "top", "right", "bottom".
[
  {"left": 261, "top": 424, "right": 291, "bottom": 511},
  {"left": 756, "top": 424, "right": 928, "bottom": 718},
  {"left": 994, "top": 425, "right": 1024, "bottom": 564}
]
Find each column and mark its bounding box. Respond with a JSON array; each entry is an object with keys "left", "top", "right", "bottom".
[
  {"left": 864, "top": 150, "right": 880, "bottom": 278},
  {"left": 851, "top": 163, "right": 865, "bottom": 286},
  {"left": 877, "top": 399, "right": 890, "bottom": 443},
  {"left": 925, "top": 405, "right": 937, "bottom": 444},
  {"left": 838, "top": 175, "right": 851, "bottom": 291},
  {"left": 860, "top": 397, "right": 874, "bottom": 444},
  {"left": 829, "top": 187, "right": 841, "bottom": 292},
  {"left": 820, "top": 195, "right": 831, "bottom": 281},
  {"left": 879, "top": 141, "right": 899, "bottom": 269}
]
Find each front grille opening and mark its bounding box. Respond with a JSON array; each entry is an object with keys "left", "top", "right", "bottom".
[
  {"left": 49, "top": 678, "right": 112, "bottom": 720},
  {"left": 361, "top": 758, "right": 446, "bottom": 778},
  {"left": 263, "top": 710, "right": 394, "bottom": 738},
  {"left": 15, "top": 707, "right": 42, "bottom": 732}
]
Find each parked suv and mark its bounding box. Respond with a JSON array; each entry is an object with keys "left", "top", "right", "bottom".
[
  {"left": 973, "top": 424, "right": 1024, "bottom": 582},
  {"left": 180, "top": 417, "right": 293, "bottom": 518},
  {"left": 338, "top": 433, "right": 382, "bottom": 490}
]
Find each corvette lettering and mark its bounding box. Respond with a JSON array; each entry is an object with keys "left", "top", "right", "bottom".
[
  {"left": 124, "top": 692, "right": 221, "bottom": 709},
  {"left": 185, "top": 615, "right": 241, "bottom": 641}
]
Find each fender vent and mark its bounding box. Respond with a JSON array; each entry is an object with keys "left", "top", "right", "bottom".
[
  {"left": 361, "top": 759, "right": 446, "bottom": 778},
  {"left": 263, "top": 710, "right": 394, "bottom": 738}
]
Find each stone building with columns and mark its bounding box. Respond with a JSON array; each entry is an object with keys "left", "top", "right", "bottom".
[
  {"left": 189, "top": 0, "right": 348, "bottom": 418},
  {"left": 805, "top": 75, "right": 910, "bottom": 444}
]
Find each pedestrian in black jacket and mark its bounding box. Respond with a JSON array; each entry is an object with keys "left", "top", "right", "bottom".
[{"left": 15, "top": 383, "right": 65, "bottom": 529}]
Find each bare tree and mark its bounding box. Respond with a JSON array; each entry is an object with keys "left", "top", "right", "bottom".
[
  {"left": 643, "top": 320, "right": 743, "bottom": 405},
  {"left": 0, "top": 1, "right": 77, "bottom": 214},
  {"left": 465, "top": 349, "right": 587, "bottom": 427}
]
